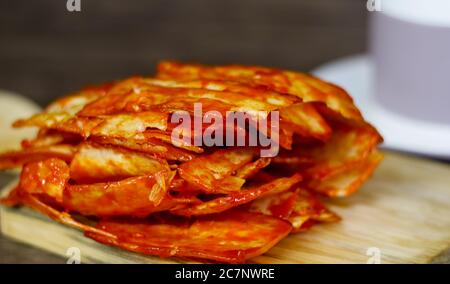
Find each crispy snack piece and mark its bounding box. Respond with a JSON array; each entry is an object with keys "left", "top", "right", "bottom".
[
  {"left": 91, "top": 112, "right": 168, "bottom": 137},
  {"left": 140, "top": 79, "right": 331, "bottom": 140},
  {"left": 13, "top": 111, "right": 168, "bottom": 139},
  {"left": 235, "top": 157, "right": 271, "bottom": 179},
  {"left": 288, "top": 189, "right": 340, "bottom": 232},
  {"left": 157, "top": 61, "right": 362, "bottom": 121},
  {"left": 69, "top": 142, "right": 170, "bottom": 183},
  {"left": 178, "top": 148, "right": 256, "bottom": 194},
  {"left": 19, "top": 158, "right": 70, "bottom": 203},
  {"left": 85, "top": 210, "right": 292, "bottom": 263},
  {"left": 296, "top": 123, "right": 382, "bottom": 180},
  {"left": 20, "top": 130, "right": 80, "bottom": 149},
  {"left": 90, "top": 135, "right": 197, "bottom": 162},
  {"left": 145, "top": 78, "right": 299, "bottom": 106},
  {"left": 250, "top": 189, "right": 300, "bottom": 220},
  {"left": 13, "top": 83, "right": 112, "bottom": 136},
  {"left": 79, "top": 80, "right": 275, "bottom": 116},
  {"left": 171, "top": 174, "right": 302, "bottom": 217},
  {"left": 280, "top": 103, "right": 331, "bottom": 140},
  {"left": 13, "top": 113, "right": 103, "bottom": 138},
  {"left": 279, "top": 127, "right": 294, "bottom": 150},
  {"left": 250, "top": 188, "right": 340, "bottom": 232},
  {"left": 80, "top": 77, "right": 330, "bottom": 142},
  {"left": 139, "top": 130, "right": 204, "bottom": 153},
  {"left": 78, "top": 78, "right": 171, "bottom": 116},
  {"left": 308, "top": 150, "right": 383, "bottom": 197},
  {"left": 0, "top": 144, "right": 76, "bottom": 170},
  {"left": 91, "top": 128, "right": 203, "bottom": 156},
  {"left": 63, "top": 172, "right": 197, "bottom": 217},
  {"left": 44, "top": 84, "right": 111, "bottom": 115}
]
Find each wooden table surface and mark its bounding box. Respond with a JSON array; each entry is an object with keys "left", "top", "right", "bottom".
[
  {"left": 1, "top": 153, "right": 450, "bottom": 264},
  {"left": 2, "top": 0, "right": 445, "bottom": 264},
  {"left": 0, "top": 173, "right": 63, "bottom": 263}
]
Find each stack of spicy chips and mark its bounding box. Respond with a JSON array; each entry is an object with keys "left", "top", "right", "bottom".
[{"left": 0, "top": 61, "right": 382, "bottom": 263}]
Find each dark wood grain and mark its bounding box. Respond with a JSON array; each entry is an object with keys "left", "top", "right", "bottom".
[
  {"left": 0, "top": 0, "right": 367, "bottom": 107},
  {"left": 0, "top": 0, "right": 369, "bottom": 263}
]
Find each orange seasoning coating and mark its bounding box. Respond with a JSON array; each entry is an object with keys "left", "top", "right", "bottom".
[{"left": 86, "top": 210, "right": 292, "bottom": 263}]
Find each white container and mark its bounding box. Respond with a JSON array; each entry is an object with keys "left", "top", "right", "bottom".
[{"left": 370, "top": 0, "right": 450, "bottom": 124}]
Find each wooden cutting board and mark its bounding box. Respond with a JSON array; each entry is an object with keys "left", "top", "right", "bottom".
[{"left": 1, "top": 151, "right": 449, "bottom": 264}]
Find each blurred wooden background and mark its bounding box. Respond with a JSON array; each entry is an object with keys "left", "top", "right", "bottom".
[
  {"left": 0, "top": 0, "right": 368, "bottom": 107},
  {"left": 0, "top": 0, "right": 368, "bottom": 263}
]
